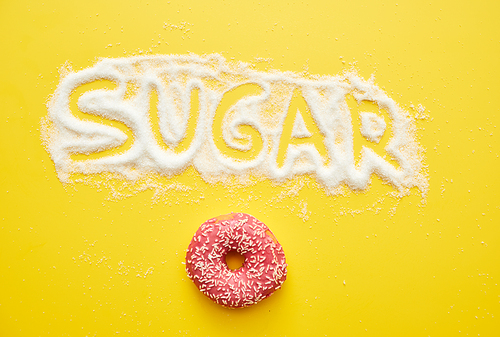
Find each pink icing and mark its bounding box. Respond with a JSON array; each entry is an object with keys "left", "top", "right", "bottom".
[{"left": 185, "top": 213, "right": 287, "bottom": 308}]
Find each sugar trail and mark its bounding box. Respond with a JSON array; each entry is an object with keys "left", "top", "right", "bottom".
[{"left": 42, "top": 53, "right": 428, "bottom": 197}]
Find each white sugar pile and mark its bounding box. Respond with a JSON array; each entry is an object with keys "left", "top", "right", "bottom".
[{"left": 42, "top": 53, "right": 428, "bottom": 197}]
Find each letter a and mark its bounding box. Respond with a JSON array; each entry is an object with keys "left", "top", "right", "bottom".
[{"left": 276, "top": 89, "right": 329, "bottom": 171}]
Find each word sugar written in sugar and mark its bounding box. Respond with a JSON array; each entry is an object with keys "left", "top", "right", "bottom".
[{"left": 43, "top": 54, "right": 427, "bottom": 194}]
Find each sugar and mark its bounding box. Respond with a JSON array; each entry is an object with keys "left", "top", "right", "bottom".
[
  {"left": 42, "top": 53, "right": 428, "bottom": 197},
  {"left": 359, "top": 112, "right": 386, "bottom": 143}
]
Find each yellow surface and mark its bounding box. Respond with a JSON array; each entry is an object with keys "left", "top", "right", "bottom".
[{"left": 1, "top": 0, "right": 499, "bottom": 336}]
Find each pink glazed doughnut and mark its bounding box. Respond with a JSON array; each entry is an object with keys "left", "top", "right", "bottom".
[{"left": 185, "top": 213, "right": 287, "bottom": 308}]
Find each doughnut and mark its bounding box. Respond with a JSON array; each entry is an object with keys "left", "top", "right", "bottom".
[{"left": 185, "top": 213, "right": 287, "bottom": 308}]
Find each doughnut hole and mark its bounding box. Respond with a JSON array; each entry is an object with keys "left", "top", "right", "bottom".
[{"left": 225, "top": 250, "right": 245, "bottom": 270}]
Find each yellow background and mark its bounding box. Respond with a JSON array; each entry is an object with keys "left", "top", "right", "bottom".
[{"left": 1, "top": 0, "right": 499, "bottom": 336}]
